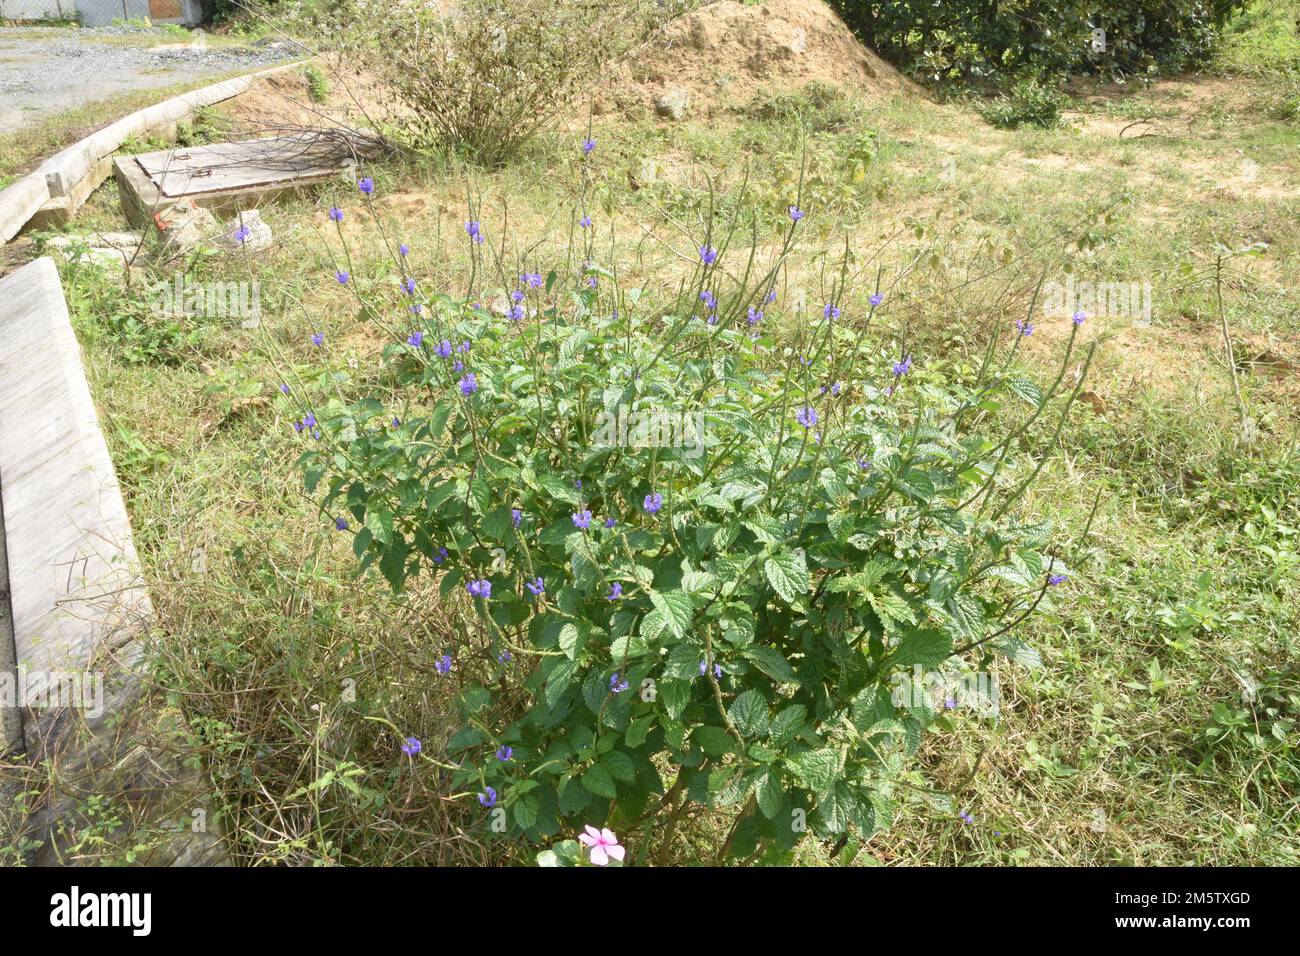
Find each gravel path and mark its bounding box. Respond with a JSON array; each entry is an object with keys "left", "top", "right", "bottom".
[{"left": 0, "top": 25, "right": 303, "bottom": 134}]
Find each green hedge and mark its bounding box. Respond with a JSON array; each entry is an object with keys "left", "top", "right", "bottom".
[{"left": 830, "top": 0, "right": 1249, "bottom": 82}]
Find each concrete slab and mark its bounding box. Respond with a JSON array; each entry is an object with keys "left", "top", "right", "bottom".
[
  {"left": 115, "top": 131, "right": 374, "bottom": 224},
  {"left": 0, "top": 257, "right": 227, "bottom": 865}
]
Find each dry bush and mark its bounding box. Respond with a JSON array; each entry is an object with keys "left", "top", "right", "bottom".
[{"left": 325, "top": 0, "right": 692, "bottom": 164}]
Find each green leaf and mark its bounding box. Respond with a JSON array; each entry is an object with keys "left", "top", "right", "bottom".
[
  {"left": 729, "top": 690, "right": 770, "bottom": 738},
  {"left": 743, "top": 645, "right": 798, "bottom": 684},
  {"left": 580, "top": 764, "right": 618, "bottom": 798},
  {"left": 559, "top": 623, "right": 583, "bottom": 660},
  {"left": 764, "top": 549, "right": 809, "bottom": 603},
  {"left": 891, "top": 627, "right": 952, "bottom": 668},
  {"left": 650, "top": 589, "right": 694, "bottom": 640},
  {"left": 693, "top": 725, "right": 735, "bottom": 758},
  {"left": 544, "top": 659, "right": 579, "bottom": 709},
  {"left": 783, "top": 748, "right": 839, "bottom": 793},
  {"left": 768, "top": 704, "right": 807, "bottom": 745},
  {"left": 601, "top": 750, "right": 637, "bottom": 784},
  {"left": 513, "top": 794, "right": 539, "bottom": 829},
  {"left": 756, "top": 772, "right": 785, "bottom": 819}
]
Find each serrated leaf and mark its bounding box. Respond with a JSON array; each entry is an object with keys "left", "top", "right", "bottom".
[
  {"left": 650, "top": 589, "right": 694, "bottom": 639},
  {"left": 729, "top": 690, "right": 770, "bottom": 738},
  {"left": 764, "top": 549, "right": 809, "bottom": 603},
  {"left": 890, "top": 627, "right": 952, "bottom": 668}
]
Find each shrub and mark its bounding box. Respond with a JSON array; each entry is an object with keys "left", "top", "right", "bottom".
[
  {"left": 322, "top": 0, "right": 686, "bottom": 164},
  {"left": 831, "top": 0, "right": 1251, "bottom": 84},
  {"left": 977, "top": 77, "right": 1066, "bottom": 129},
  {"left": 292, "top": 176, "right": 1087, "bottom": 864}
]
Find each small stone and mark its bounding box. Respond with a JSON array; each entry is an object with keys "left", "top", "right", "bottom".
[
  {"left": 214, "top": 210, "right": 273, "bottom": 253},
  {"left": 155, "top": 198, "right": 220, "bottom": 256},
  {"left": 655, "top": 88, "right": 690, "bottom": 121}
]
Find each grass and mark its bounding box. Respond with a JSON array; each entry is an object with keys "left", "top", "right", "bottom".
[{"left": 5, "top": 1, "right": 1299, "bottom": 866}]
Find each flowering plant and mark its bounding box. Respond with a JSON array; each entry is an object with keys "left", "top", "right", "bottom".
[{"left": 293, "top": 174, "right": 1084, "bottom": 864}]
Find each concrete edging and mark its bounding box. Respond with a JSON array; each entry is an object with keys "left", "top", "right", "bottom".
[
  {"left": 0, "top": 59, "right": 308, "bottom": 237},
  {"left": 0, "top": 257, "right": 228, "bottom": 865}
]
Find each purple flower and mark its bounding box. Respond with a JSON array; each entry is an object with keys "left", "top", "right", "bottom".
[
  {"left": 510, "top": 304, "right": 525, "bottom": 322},
  {"left": 707, "top": 313, "right": 719, "bottom": 325},
  {"left": 436, "top": 339, "right": 453, "bottom": 358},
  {"left": 401, "top": 276, "right": 416, "bottom": 295},
  {"left": 399, "top": 243, "right": 410, "bottom": 257},
  {"left": 699, "top": 245, "right": 718, "bottom": 265},
  {"left": 700, "top": 660, "right": 723, "bottom": 679},
  {"left": 334, "top": 516, "right": 348, "bottom": 531},
  {"left": 433, "top": 546, "right": 449, "bottom": 565},
  {"left": 335, "top": 270, "right": 349, "bottom": 285},
  {"left": 465, "top": 220, "right": 484, "bottom": 244},
  {"left": 303, "top": 412, "right": 317, "bottom": 429},
  {"left": 512, "top": 508, "right": 522, "bottom": 528},
  {"left": 1016, "top": 319, "right": 1034, "bottom": 337},
  {"left": 435, "top": 654, "right": 452, "bottom": 675},
  {"left": 579, "top": 214, "right": 593, "bottom": 229},
  {"left": 582, "top": 138, "right": 597, "bottom": 155},
  {"left": 525, "top": 576, "right": 545, "bottom": 597},
  {"left": 606, "top": 582, "right": 623, "bottom": 601},
  {"left": 279, "top": 383, "right": 290, "bottom": 394},
  {"left": 747, "top": 307, "right": 764, "bottom": 325},
  {"left": 496, "top": 745, "right": 513, "bottom": 762},
  {"left": 857, "top": 458, "right": 872, "bottom": 470},
  {"left": 466, "top": 578, "right": 492, "bottom": 600},
  {"left": 699, "top": 290, "right": 716, "bottom": 310},
  {"left": 795, "top": 406, "right": 818, "bottom": 429},
  {"left": 586, "top": 275, "right": 598, "bottom": 289},
  {"left": 1048, "top": 573, "right": 1068, "bottom": 586},
  {"left": 1072, "top": 310, "right": 1087, "bottom": 326},
  {"left": 522, "top": 272, "right": 543, "bottom": 288},
  {"left": 604, "top": 516, "right": 617, "bottom": 528},
  {"left": 643, "top": 492, "right": 663, "bottom": 514},
  {"left": 358, "top": 177, "right": 374, "bottom": 195},
  {"left": 408, "top": 331, "right": 424, "bottom": 348},
  {"left": 498, "top": 650, "right": 512, "bottom": 664},
  {"left": 459, "top": 373, "right": 478, "bottom": 396},
  {"left": 453, "top": 359, "right": 464, "bottom": 373},
  {"left": 233, "top": 223, "right": 252, "bottom": 244},
  {"left": 479, "top": 787, "right": 497, "bottom": 809},
  {"left": 610, "top": 673, "right": 629, "bottom": 694},
  {"left": 892, "top": 355, "right": 912, "bottom": 377},
  {"left": 572, "top": 510, "right": 593, "bottom": 530},
  {"left": 311, "top": 332, "right": 324, "bottom": 347},
  {"left": 870, "top": 292, "right": 884, "bottom": 307},
  {"left": 328, "top": 206, "right": 343, "bottom": 222},
  {"left": 401, "top": 736, "right": 421, "bottom": 755},
  {"left": 409, "top": 304, "right": 422, "bottom": 315},
  {"left": 959, "top": 811, "right": 974, "bottom": 825},
  {"left": 789, "top": 205, "right": 805, "bottom": 221},
  {"left": 460, "top": 340, "right": 471, "bottom": 352},
  {"left": 823, "top": 303, "right": 840, "bottom": 320},
  {"left": 765, "top": 288, "right": 777, "bottom": 303},
  {"left": 511, "top": 289, "right": 525, "bottom": 304}
]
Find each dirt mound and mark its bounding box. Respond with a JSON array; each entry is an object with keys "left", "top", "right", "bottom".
[{"left": 602, "top": 0, "right": 915, "bottom": 118}]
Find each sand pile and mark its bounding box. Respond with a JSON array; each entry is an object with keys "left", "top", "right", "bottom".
[{"left": 602, "top": 0, "right": 915, "bottom": 118}]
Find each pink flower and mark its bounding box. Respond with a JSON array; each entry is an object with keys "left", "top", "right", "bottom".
[{"left": 578, "top": 825, "right": 625, "bottom": 866}]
